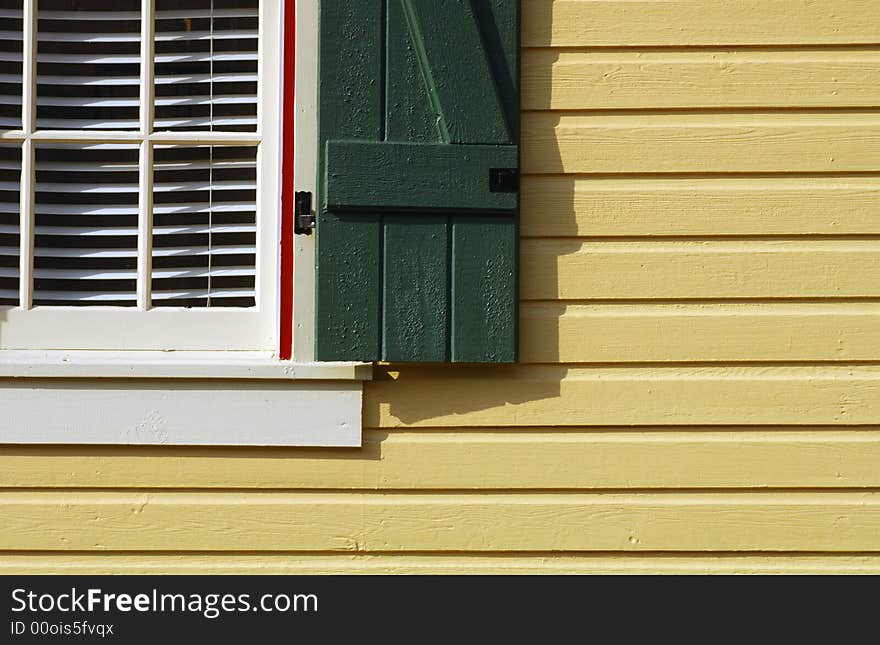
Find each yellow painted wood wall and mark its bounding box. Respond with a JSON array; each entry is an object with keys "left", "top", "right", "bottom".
[{"left": 4, "top": 0, "right": 880, "bottom": 574}]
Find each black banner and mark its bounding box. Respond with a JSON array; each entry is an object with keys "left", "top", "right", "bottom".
[{"left": 1, "top": 575, "right": 873, "bottom": 641}]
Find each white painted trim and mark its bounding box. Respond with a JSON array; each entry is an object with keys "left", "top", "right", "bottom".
[
  {"left": 18, "top": 0, "right": 34, "bottom": 309},
  {"left": 136, "top": 139, "right": 154, "bottom": 310},
  {"left": 259, "top": 0, "right": 282, "bottom": 335},
  {"left": 18, "top": 139, "right": 33, "bottom": 310},
  {"left": 0, "top": 307, "right": 272, "bottom": 350},
  {"left": 0, "top": 351, "right": 370, "bottom": 380},
  {"left": 0, "top": 379, "right": 362, "bottom": 446},
  {"left": 137, "top": 0, "right": 155, "bottom": 311},
  {"left": 292, "top": 0, "right": 318, "bottom": 362}
]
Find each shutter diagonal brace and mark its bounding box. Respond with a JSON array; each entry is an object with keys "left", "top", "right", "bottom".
[{"left": 400, "top": 0, "right": 510, "bottom": 145}]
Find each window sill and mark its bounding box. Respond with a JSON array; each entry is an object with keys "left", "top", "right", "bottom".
[
  {"left": 0, "top": 351, "right": 372, "bottom": 381},
  {"left": 0, "top": 352, "right": 370, "bottom": 447}
]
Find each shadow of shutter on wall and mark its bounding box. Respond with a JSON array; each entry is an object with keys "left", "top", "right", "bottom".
[{"left": 316, "top": 0, "right": 520, "bottom": 363}]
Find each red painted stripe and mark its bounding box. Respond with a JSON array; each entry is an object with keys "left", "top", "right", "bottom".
[{"left": 279, "top": 0, "right": 296, "bottom": 360}]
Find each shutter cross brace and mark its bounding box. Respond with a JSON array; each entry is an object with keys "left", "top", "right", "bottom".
[{"left": 294, "top": 191, "right": 315, "bottom": 234}]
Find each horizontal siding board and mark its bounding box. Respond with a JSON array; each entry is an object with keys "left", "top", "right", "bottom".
[
  {"left": 366, "top": 365, "right": 880, "bottom": 427},
  {"left": 522, "top": 240, "right": 880, "bottom": 300},
  {"left": 3, "top": 430, "right": 880, "bottom": 489},
  {"left": 523, "top": 0, "right": 880, "bottom": 47},
  {"left": 5, "top": 553, "right": 880, "bottom": 575},
  {"left": 523, "top": 112, "right": 880, "bottom": 174},
  {"left": 521, "top": 303, "right": 880, "bottom": 363},
  {"left": 4, "top": 491, "right": 880, "bottom": 551},
  {"left": 523, "top": 50, "right": 880, "bottom": 110},
  {"left": 520, "top": 176, "right": 880, "bottom": 237}
]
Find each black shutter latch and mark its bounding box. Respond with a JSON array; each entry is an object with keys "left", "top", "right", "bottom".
[
  {"left": 294, "top": 191, "right": 315, "bottom": 234},
  {"left": 489, "top": 167, "right": 519, "bottom": 193}
]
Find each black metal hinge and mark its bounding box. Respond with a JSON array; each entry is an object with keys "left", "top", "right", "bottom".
[{"left": 294, "top": 191, "right": 315, "bottom": 235}]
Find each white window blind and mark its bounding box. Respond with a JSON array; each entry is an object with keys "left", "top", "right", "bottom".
[
  {"left": 0, "top": 0, "right": 22, "bottom": 131},
  {"left": 1, "top": 0, "right": 266, "bottom": 319},
  {"left": 152, "top": 144, "right": 257, "bottom": 307},
  {"left": 0, "top": 144, "right": 20, "bottom": 306},
  {"left": 0, "top": 1, "right": 22, "bottom": 306},
  {"left": 36, "top": 0, "right": 142, "bottom": 130},
  {"left": 155, "top": 0, "right": 258, "bottom": 132},
  {"left": 34, "top": 143, "right": 139, "bottom": 306}
]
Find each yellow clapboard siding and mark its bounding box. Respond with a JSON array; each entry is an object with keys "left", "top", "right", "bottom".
[
  {"left": 522, "top": 112, "right": 880, "bottom": 174},
  {"left": 8, "top": 2, "right": 880, "bottom": 575},
  {"left": 4, "top": 491, "right": 880, "bottom": 551},
  {"left": 3, "top": 430, "right": 880, "bottom": 489},
  {"left": 521, "top": 303, "right": 880, "bottom": 363},
  {"left": 523, "top": 0, "right": 880, "bottom": 47},
  {"left": 520, "top": 176, "right": 880, "bottom": 237},
  {"left": 521, "top": 239, "right": 880, "bottom": 300},
  {"left": 523, "top": 49, "right": 880, "bottom": 110},
  {"left": 366, "top": 365, "right": 880, "bottom": 427},
  {"left": 5, "top": 553, "right": 880, "bottom": 575}
]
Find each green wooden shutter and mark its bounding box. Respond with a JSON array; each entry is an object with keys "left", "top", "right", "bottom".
[{"left": 315, "top": 0, "right": 519, "bottom": 363}]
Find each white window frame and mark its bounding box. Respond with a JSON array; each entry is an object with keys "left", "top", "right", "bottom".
[
  {"left": 0, "top": 0, "right": 369, "bottom": 448},
  {"left": 0, "top": 0, "right": 279, "bottom": 351}
]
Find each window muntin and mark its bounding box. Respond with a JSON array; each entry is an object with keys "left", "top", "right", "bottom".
[{"left": 0, "top": 0, "right": 280, "bottom": 351}]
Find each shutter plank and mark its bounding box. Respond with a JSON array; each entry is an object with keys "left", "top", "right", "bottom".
[
  {"left": 315, "top": 1, "right": 385, "bottom": 361},
  {"left": 383, "top": 215, "right": 449, "bottom": 361},
  {"left": 380, "top": 2, "right": 448, "bottom": 362},
  {"left": 448, "top": 0, "right": 519, "bottom": 362},
  {"left": 452, "top": 216, "right": 517, "bottom": 362}
]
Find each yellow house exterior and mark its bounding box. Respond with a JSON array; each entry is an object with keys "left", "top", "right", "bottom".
[{"left": 5, "top": 0, "right": 880, "bottom": 573}]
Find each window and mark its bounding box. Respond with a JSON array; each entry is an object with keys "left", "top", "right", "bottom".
[
  {"left": 0, "top": 0, "right": 279, "bottom": 351},
  {"left": 0, "top": 0, "right": 366, "bottom": 447}
]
